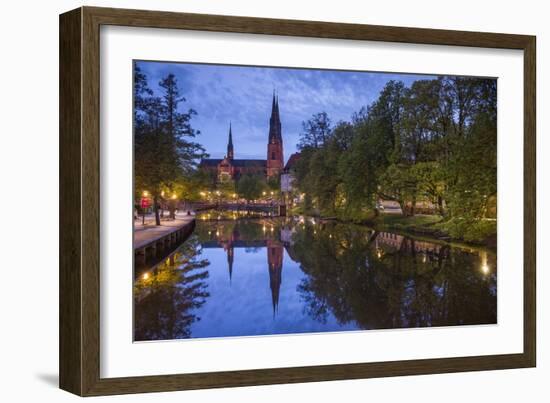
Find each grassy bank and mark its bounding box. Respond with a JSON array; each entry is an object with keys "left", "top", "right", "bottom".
[
  {"left": 372, "top": 214, "right": 496, "bottom": 248},
  {"left": 374, "top": 214, "right": 443, "bottom": 233},
  {"left": 292, "top": 205, "right": 496, "bottom": 247}
]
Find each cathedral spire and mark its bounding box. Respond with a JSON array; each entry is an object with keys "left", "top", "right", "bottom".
[
  {"left": 267, "top": 92, "right": 284, "bottom": 177},
  {"left": 227, "top": 245, "right": 234, "bottom": 284},
  {"left": 267, "top": 242, "right": 283, "bottom": 318},
  {"left": 227, "top": 122, "right": 234, "bottom": 160},
  {"left": 268, "top": 92, "right": 282, "bottom": 143}
]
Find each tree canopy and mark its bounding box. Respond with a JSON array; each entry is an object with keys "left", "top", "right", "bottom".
[
  {"left": 292, "top": 76, "right": 497, "bottom": 240},
  {"left": 134, "top": 67, "right": 206, "bottom": 224},
  {"left": 236, "top": 174, "right": 267, "bottom": 202}
]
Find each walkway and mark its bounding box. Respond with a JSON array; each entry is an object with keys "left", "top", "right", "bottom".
[{"left": 134, "top": 214, "right": 195, "bottom": 250}]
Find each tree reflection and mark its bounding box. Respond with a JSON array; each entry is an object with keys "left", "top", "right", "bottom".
[
  {"left": 134, "top": 236, "right": 210, "bottom": 341},
  {"left": 290, "top": 222, "right": 496, "bottom": 330},
  {"left": 134, "top": 217, "right": 497, "bottom": 340}
]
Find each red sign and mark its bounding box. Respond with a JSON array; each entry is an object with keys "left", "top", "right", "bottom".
[{"left": 140, "top": 197, "right": 152, "bottom": 209}]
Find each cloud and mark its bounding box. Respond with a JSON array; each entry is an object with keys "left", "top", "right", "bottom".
[{"left": 136, "top": 61, "right": 434, "bottom": 162}]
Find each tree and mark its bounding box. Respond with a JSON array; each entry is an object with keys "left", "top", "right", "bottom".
[
  {"left": 288, "top": 75, "right": 496, "bottom": 240},
  {"left": 134, "top": 65, "right": 153, "bottom": 122},
  {"left": 159, "top": 74, "right": 205, "bottom": 175},
  {"left": 267, "top": 175, "right": 280, "bottom": 192},
  {"left": 134, "top": 69, "right": 206, "bottom": 225},
  {"left": 236, "top": 174, "right": 266, "bottom": 203},
  {"left": 339, "top": 131, "right": 373, "bottom": 214},
  {"left": 298, "top": 112, "right": 332, "bottom": 150},
  {"left": 134, "top": 95, "right": 166, "bottom": 220},
  {"left": 338, "top": 82, "right": 407, "bottom": 217},
  {"left": 378, "top": 164, "right": 419, "bottom": 215},
  {"left": 411, "top": 162, "right": 446, "bottom": 215},
  {"left": 218, "top": 179, "right": 237, "bottom": 202}
]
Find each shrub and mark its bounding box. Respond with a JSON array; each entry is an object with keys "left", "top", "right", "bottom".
[{"left": 439, "top": 218, "right": 496, "bottom": 243}]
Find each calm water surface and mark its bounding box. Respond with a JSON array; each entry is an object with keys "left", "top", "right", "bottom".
[{"left": 134, "top": 215, "right": 496, "bottom": 341}]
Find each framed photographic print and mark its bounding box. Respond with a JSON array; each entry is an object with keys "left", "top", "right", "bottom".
[{"left": 59, "top": 6, "right": 536, "bottom": 396}]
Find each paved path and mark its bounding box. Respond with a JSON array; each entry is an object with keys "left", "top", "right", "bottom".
[{"left": 134, "top": 215, "right": 195, "bottom": 250}]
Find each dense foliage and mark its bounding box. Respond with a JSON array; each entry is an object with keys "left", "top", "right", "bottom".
[
  {"left": 236, "top": 174, "right": 266, "bottom": 203},
  {"left": 134, "top": 67, "right": 206, "bottom": 224},
  {"left": 293, "top": 77, "right": 497, "bottom": 241}
]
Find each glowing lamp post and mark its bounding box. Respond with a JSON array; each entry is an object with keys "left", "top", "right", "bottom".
[
  {"left": 169, "top": 193, "right": 178, "bottom": 219},
  {"left": 140, "top": 191, "right": 151, "bottom": 225}
]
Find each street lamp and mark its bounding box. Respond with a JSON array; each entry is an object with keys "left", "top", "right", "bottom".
[
  {"left": 141, "top": 190, "right": 150, "bottom": 225},
  {"left": 169, "top": 193, "right": 178, "bottom": 219}
]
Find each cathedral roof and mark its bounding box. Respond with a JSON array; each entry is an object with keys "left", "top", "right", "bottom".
[
  {"left": 284, "top": 152, "right": 301, "bottom": 171},
  {"left": 199, "top": 158, "right": 266, "bottom": 168},
  {"left": 199, "top": 158, "right": 223, "bottom": 167},
  {"left": 232, "top": 159, "right": 266, "bottom": 168}
]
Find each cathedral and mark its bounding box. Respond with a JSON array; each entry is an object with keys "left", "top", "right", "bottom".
[
  {"left": 201, "top": 223, "right": 284, "bottom": 316},
  {"left": 199, "top": 93, "right": 284, "bottom": 181}
]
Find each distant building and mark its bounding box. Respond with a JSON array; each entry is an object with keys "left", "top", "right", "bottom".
[
  {"left": 281, "top": 152, "right": 301, "bottom": 192},
  {"left": 199, "top": 93, "right": 284, "bottom": 182}
]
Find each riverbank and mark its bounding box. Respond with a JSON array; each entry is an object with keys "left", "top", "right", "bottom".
[
  {"left": 134, "top": 215, "right": 196, "bottom": 266},
  {"left": 198, "top": 204, "right": 496, "bottom": 249},
  {"left": 294, "top": 210, "right": 496, "bottom": 249},
  {"left": 134, "top": 215, "right": 195, "bottom": 249},
  {"left": 368, "top": 214, "right": 496, "bottom": 249}
]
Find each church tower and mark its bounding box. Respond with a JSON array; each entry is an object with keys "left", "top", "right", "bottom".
[
  {"left": 227, "top": 122, "right": 234, "bottom": 160},
  {"left": 227, "top": 245, "right": 234, "bottom": 283},
  {"left": 267, "top": 239, "right": 283, "bottom": 317},
  {"left": 267, "top": 93, "right": 284, "bottom": 177}
]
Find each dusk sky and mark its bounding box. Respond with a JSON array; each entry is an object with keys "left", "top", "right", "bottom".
[{"left": 135, "top": 60, "right": 437, "bottom": 163}]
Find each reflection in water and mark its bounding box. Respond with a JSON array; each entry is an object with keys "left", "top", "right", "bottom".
[
  {"left": 134, "top": 237, "right": 210, "bottom": 341},
  {"left": 134, "top": 216, "right": 496, "bottom": 341}
]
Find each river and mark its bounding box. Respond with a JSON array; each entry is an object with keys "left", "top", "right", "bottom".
[{"left": 133, "top": 213, "right": 497, "bottom": 341}]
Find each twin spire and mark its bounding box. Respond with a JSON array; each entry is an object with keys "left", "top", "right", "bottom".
[{"left": 226, "top": 90, "right": 282, "bottom": 159}]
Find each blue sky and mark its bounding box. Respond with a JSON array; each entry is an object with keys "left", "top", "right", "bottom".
[{"left": 136, "top": 60, "right": 436, "bottom": 163}]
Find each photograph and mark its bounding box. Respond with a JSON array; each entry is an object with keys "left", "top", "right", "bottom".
[{"left": 132, "top": 61, "right": 498, "bottom": 342}]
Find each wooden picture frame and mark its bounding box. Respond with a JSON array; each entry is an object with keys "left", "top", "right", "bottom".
[{"left": 59, "top": 6, "right": 536, "bottom": 396}]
